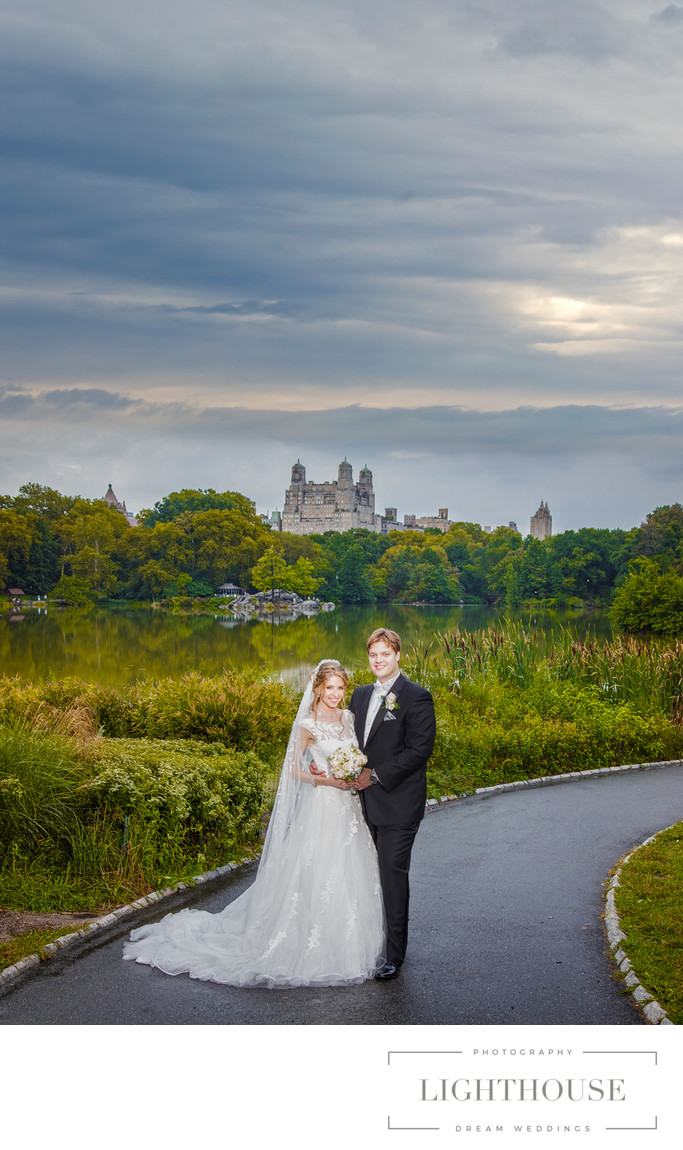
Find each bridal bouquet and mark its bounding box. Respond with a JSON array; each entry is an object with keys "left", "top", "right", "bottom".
[{"left": 328, "top": 742, "right": 367, "bottom": 783}]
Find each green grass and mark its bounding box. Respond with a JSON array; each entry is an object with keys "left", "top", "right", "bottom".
[
  {"left": 0, "top": 925, "right": 97, "bottom": 975},
  {"left": 0, "top": 863, "right": 118, "bottom": 912},
  {"left": 613, "top": 821, "right": 683, "bottom": 1024}
]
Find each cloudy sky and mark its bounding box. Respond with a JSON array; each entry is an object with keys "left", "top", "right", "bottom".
[{"left": 1, "top": 0, "right": 683, "bottom": 531}]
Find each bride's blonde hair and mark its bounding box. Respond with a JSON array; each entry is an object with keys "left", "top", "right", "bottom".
[{"left": 309, "top": 660, "right": 349, "bottom": 712}]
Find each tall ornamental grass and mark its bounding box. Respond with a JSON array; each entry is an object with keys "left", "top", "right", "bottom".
[
  {"left": 0, "top": 725, "right": 82, "bottom": 854},
  {"left": 435, "top": 624, "right": 683, "bottom": 720},
  {"left": 0, "top": 670, "right": 298, "bottom": 764},
  {"left": 402, "top": 626, "right": 683, "bottom": 798},
  {"left": 548, "top": 631, "right": 683, "bottom": 721}
]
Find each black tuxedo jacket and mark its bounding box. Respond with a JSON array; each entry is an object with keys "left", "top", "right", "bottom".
[{"left": 349, "top": 673, "right": 436, "bottom": 826}]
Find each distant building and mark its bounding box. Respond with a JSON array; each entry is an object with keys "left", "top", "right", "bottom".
[
  {"left": 260, "top": 510, "right": 282, "bottom": 531},
  {"left": 103, "top": 484, "right": 138, "bottom": 527},
  {"left": 379, "top": 507, "right": 411, "bottom": 534},
  {"left": 281, "top": 460, "right": 380, "bottom": 535},
  {"left": 530, "top": 501, "right": 552, "bottom": 540},
  {"left": 416, "top": 508, "right": 451, "bottom": 533},
  {"left": 216, "top": 583, "right": 245, "bottom": 597},
  {"left": 485, "top": 521, "right": 519, "bottom": 535}
]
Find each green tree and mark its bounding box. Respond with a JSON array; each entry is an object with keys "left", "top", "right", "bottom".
[
  {"left": 369, "top": 539, "right": 459, "bottom": 602},
  {"left": 548, "top": 527, "right": 627, "bottom": 603},
  {"left": 611, "top": 558, "right": 683, "bottom": 635},
  {"left": 250, "top": 547, "right": 289, "bottom": 595},
  {"left": 287, "top": 557, "right": 322, "bottom": 598},
  {"left": 624, "top": 504, "right": 683, "bottom": 571},
  {"left": 0, "top": 510, "right": 36, "bottom": 592},
  {"left": 53, "top": 501, "right": 128, "bottom": 602},
  {"left": 519, "top": 538, "right": 555, "bottom": 601},
  {"left": 10, "top": 483, "right": 77, "bottom": 522},
  {"left": 121, "top": 521, "right": 193, "bottom": 598},
  {"left": 143, "top": 488, "right": 256, "bottom": 526},
  {"left": 190, "top": 509, "right": 270, "bottom": 588},
  {"left": 406, "top": 556, "right": 459, "bottom": 603},
  {"left": 337, "top": 545, "right": 376, "bottom": 603},
  {"left": 504, "top": 556, "right": 523, "bottom": 609}
]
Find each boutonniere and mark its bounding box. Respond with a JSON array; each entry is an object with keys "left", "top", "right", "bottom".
[{"left": 383, "top": 691, "right": 399, "bottom": 711}]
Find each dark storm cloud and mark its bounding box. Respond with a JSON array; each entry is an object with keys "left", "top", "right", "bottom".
[
  {"left": 0, "top": 385, "right": 139, "bottom": 416},
  {"left": 147, "top": 401, "right": 683, "bottom": 459},
  {"left": 0, "top": 389, "right": 32, "bottom": 416},
  {"left": 153, "top": 300, "right": 303, "bottom": 319},
  {"left": 493, "top": 1, "right": 630, "bottom": 61},
  {"left": 651, "top": 5, "right": 683, "bottom": 24},
  {"left": 41, "top": 388, "right": 139, "bottom": 410},
  {"left": 4, "top": 385, "right": 681, "bottom": 460}
]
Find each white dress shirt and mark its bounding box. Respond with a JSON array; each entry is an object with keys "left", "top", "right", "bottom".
[{"left": 363, "top": 673, "right": 400, "bottom": 746}]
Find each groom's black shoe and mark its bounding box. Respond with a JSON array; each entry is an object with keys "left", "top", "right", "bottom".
[{"left": 375, "top": 961, "right": 401, "bottom": 981}]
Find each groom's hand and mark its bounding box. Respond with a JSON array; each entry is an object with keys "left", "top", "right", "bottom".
[
  {"left": 353, "top": 767, "right": 373, "bottom": 791},
  {"left": 309, "top": 761, "right": 326, "bottom": 777}
]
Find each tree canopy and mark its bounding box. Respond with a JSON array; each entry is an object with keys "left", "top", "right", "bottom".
[{"left": 0, "top": 484, "right": 679, "bottom": 627}]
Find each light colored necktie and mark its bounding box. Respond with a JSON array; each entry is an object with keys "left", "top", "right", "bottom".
[{"left": 363, "top": 682, "right": 386, "bottom": 744}]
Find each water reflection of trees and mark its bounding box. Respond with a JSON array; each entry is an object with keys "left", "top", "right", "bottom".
[{"left": 1, "top": 604, "right": 613, "bottom": 685}]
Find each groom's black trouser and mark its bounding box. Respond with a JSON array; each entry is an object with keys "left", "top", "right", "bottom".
[{"left": 368, "top": 820, "right": 421, "bottom": 966}]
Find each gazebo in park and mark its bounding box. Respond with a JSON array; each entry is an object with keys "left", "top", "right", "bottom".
[
  {"left": 216, "top": 583, "right": 245, "bottom": 597},
  {"left": 6, "top": 588, "right": 26, "bottom": 600}
]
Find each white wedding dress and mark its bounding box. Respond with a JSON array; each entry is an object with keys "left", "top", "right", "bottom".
[{"left": 123, "top": 708, "right": 385, "bottom": 987}]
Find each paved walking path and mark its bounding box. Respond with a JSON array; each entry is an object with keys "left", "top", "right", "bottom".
[{"left": 1, "top": 764, "right": 681, "bottom": 1025}]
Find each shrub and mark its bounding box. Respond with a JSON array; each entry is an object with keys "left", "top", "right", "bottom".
[
  {"left": 138, "top": 672, "right": 297, "bottom": 763},
  {"left": 0, "top": 730, "right": 272, "bottom": 908},
  {"left": 0, "top": 671, "right": 299, "bottom": 762},
  {"left": 611, "top": 559, "right": 683, "bottom": 636},
  {"left": 81, "top": 736, "right": 267, "bottom": 849},
  {"left": 424, "top": 678, "right": 679, "bottom": 798}
]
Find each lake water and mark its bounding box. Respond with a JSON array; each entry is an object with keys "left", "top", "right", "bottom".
[{"left": 0, "top": 604, "right": 613, "bottom": 686}]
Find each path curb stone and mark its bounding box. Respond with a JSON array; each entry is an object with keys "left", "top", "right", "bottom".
[
  {"left": 0, "top": 856, "right": 260, "bottom": 995},
  {"left": 604, "top": 824, "right": 678, "bottom": 1026},
  {"left": 1, "top": 757, "right": 681, "bottom": 1000}
]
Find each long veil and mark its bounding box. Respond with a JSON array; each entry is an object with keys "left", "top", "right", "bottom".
[{"left": 256, "top": 658, "right": 339, "bottom": 876}]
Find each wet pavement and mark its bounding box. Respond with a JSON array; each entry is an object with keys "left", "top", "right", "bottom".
[{"left": 1, "top": 764, "right": 681, "bottom": 1025}]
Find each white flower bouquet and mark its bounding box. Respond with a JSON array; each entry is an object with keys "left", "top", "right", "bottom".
[{"left": 328, "top": 742, "right": 368, "bottom": 782}]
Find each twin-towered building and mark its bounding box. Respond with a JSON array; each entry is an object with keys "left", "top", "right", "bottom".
[
  {"left": 102, "top": 469, "right": 552, "bottom": 540},
  {"left": 281, "top": 459, "right": 454, "bottom": 535},
  {"left": 281, "top": 459, "right": 553, "bottom": 538},
  {"left": 282, "top": 459, "right": 380, "bottom": 534}
]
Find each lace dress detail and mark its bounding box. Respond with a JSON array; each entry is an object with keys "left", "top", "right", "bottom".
[{"left": 123, "top": 709, "right": 385, "bottom": 987}]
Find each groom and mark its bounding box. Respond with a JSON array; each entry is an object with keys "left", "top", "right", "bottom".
[{"left": 349, "top": 628, "right": 436, "bottom": 980}]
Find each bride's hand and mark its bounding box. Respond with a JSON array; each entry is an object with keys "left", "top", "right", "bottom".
[{"left": 318, "top": 775, "right": 350, "bottom": 789}]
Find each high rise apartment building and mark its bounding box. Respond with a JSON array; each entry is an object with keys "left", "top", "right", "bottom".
[{"left": 281, "top": 460, "right": 380, "bottom": 535}]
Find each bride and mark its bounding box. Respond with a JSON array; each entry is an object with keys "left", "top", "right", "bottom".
[{"left": 123, "top": 660, "right": 386, "bottom": 987}]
